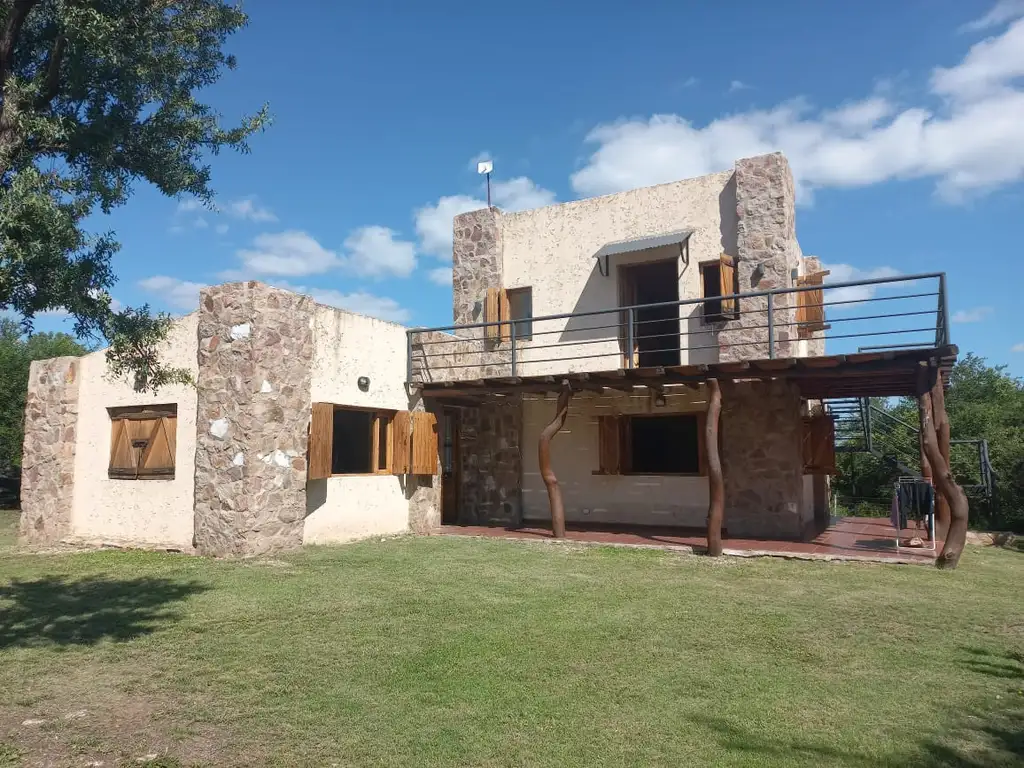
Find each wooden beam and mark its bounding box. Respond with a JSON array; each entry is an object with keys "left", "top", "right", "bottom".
[
  {"left": 539, "top": 382, "right": 573, "bottom": 539},
  {"left": 705, "top": 378, "right": 724, "bottom": 557}
]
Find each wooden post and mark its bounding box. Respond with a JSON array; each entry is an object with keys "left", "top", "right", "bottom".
[
  {"left": 705, "top": 378, "right": 725, "bottom": 556},
  {"left": 920, "top": 391, "right": 970, "bottom": 569},
  {"left": 539, "top": 382, "right": 572, "bottom": 539},
  {"left": 932, "top": 373, "right": 952, "bottom": 535}
]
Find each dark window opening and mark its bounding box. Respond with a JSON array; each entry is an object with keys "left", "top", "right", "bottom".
[
  {"left": 701, "top": 262, "right": 724, "bottom": 322},
  {"left": 332, "top": 408, "right": 373, "bottom": 474},
  {"left": 507, "top": 287, "right": 533, "bottom": 339},
  {"left": 629, "top": 415, "right": 700, "bottom": 474},
  {"left": 621, "top": 259, "right": 680, "bottom": 367}
]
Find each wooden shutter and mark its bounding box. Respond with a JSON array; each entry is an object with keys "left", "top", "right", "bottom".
[
  {"left": 410, "top": 411, "right": 439, "bottom": 475},
  {"left": 597, "top": 415, "right": 621, "bottom": 474},
  {"left": 719, "top": 254, "right": 738, "bottom": 319},
  {"left": 108, "top": 410, "right": 177, "bottom": 479},
  {"left": 109, "top": 418, "right": 138, "bottom": 478},
  {"left": 484, "top": 287, "right": 500, "bottom": 342},
  {"left": 802, "top": 415, "right": 836, "bottom": 474},
  {"left": 797, "top": 270, "right": 829, "bottom": 337},
  {"left": 308, "top": 402, "right": 334, "bottom": 480},
  {"left": 499, "top": 288, "right": 512, "bottom": 343},
  {"left": 391, "top": 410, "right": 413, "bottom": 474},
  {"left": 137, "top": 416, "right": 176, "bottom": 478}
]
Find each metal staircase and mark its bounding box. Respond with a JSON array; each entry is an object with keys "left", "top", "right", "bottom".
[{"left": 824, "top": 396, "right": 993, "bottom": 497}]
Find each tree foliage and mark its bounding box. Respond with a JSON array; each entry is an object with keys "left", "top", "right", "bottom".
[
  {"left": 0, "top": 0, "right": 267, "bottom": 389},
  {"left": 0, "top": 316, "right": 85, "bottom": 471}
]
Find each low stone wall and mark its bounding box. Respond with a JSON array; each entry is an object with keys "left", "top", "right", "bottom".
[{"left": 19, "top": 357, "right": 80, "bottom": 544}]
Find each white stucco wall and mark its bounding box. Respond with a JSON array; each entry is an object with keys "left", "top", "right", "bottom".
[
  {"left": 303, "top": 304, "right": 411, "bottom": 545},
  {"left": 521, "top": 387, "right": 712, "bottom": 527},
  {"left": 69, "top": 313, "right": 199, "bottom": 549},
  {"left": 499, "top": 170, "right": 736, "bottom": 375}
]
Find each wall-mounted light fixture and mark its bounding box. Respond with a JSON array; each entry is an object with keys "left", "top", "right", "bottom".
[{"left": 357, "top": 376, "right": 370, "bottom": 392}]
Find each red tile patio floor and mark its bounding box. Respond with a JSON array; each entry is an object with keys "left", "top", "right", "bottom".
[{"left": 439, "top": 516, "right": 941, "bottom": 565}]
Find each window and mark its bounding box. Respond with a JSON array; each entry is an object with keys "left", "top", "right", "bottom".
[
  {"left": 700, "top": 254, "right": 738, "bottom": 322},
  {"left": 596, "top": 413, "right": 705, "bottom": 476},
  {"left": 484, "top": 287, "right": 533, "bottom": 342},
  {"left": 108, "top": 404, "right": 177, "bottom": 480},
  {"left": 507, "top": 287, "right": 533, "bottom": 340},
  {"left": 307, "top": 404, "right": 437, "bottom": 479}
]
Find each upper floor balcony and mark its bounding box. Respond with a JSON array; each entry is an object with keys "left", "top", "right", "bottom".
[{"left": 407, "top": 272, "right": 954, "bottom": 400}]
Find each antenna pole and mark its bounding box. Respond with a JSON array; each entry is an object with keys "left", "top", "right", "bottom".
[{"left": 486, "top": 172, "right": 491, "bottom": 208}]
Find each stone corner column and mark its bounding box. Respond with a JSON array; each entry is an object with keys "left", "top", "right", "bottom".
[
  {"left": 193, "top": 281, "right": 314, "bottom": 557},
  {"left": 406, "top": 393, "right": 442, "bottom": 534},
  {"left": 719, "top": 153, "right": 800, "bottom": 362},
  {"left": 20, "top": 356, "right": 81, "bottom": 544},
  {"left": 452, "top": 207, "right": 502, "bottom": 329}
]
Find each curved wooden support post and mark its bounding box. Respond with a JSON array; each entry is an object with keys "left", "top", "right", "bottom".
[
  {"left": 539, "top": 383, "right": 572, "bottom": 539},
  {"left": 920, "top": 391, "right": 969, "bottom": 569},
  {"left": 932, "top": 373, "right": 952, "bottom": 535},
  {"left": 705, "top": 378, "right": 725, "bottom": 556}
]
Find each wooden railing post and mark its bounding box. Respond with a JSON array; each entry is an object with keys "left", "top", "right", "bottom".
[
  {"left": 539, "top": 382, "right": 572, "bottom": 539},
  {"left": 705, "top": 378, "right": 725, "bottom": 556}
]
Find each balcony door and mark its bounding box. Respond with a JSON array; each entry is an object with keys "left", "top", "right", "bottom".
[{"left": 618, "top": 259, "right": 681, "bottom": 368}]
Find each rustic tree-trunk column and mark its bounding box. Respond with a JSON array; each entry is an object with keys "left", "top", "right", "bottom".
[
  {"left": 932, "top": 373, "right": 952, "bottom": 535},
  {"left": 920, "top": 391, "right": 970, "bottom": 569},
  {"left": 705, "top": 378, "right": 725, "bottom": 556},
  {"left": 539, "top": 382, "right": 572, "bottom": 539}
]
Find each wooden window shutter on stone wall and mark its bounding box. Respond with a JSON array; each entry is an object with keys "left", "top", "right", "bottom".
[
  {"left": 108, "top": 410, "right": 177, "bottom": 479},
  {"left": 391, "top": 410, "right": 413, "bottom": 474},
  {"left": 484, "top": 287, "right": 500, "bottom": 342},
  {"left": 308, "top": 402, "right": 334, "bottom": 480},
  {"left": 499, "top": 288, "right": 512, "bottom": 343},
  {"left": 803, "top": 415, "right": 837, "bottom": 474},
  {"left": 719, "top": 254, "right": 739, "bottom": 319},
  {"left": 796, "top": 270, "right": 829, "bottom": 337},
  {"left": 597, "top": 415, "right": 621, "bottom": 475},
  {"left": 410, "top": 411, "right": 439, "bottom": 475}
]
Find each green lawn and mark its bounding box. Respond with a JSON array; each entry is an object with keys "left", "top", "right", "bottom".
[{"left": 0, "top": 508, "right": 1021, "bottom": 767}]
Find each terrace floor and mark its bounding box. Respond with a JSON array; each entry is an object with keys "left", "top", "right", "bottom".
[{"left": 439, "top": 515, "right": 941, "bottom": 564}]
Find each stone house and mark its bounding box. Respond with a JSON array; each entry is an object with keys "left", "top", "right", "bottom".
[{"left": 19, "top": 152, "right": 956, "bottom": 555}]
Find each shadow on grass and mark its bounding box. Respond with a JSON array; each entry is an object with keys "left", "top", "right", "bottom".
[{"left": 0, "top": 575, "right": 207, "bottom": 648}]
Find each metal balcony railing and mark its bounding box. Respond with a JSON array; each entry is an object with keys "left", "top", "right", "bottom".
[{"left": 407, "top": 272, "right": 950, "bottom": 384}]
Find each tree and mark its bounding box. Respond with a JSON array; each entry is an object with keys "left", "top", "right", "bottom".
[
  {"left": 0, "top": 316, "right": 85, "bottom": 472},
  {"left": 0, "top": 0, "right": 267, "bottom": 389}
]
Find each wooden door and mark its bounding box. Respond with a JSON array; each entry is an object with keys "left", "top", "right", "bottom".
[{"left": 440, "top": 409, "right": 461, "bottom": 524}]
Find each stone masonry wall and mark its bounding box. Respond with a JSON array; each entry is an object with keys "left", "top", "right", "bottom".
[
  {"left": 458, "top": 397, "right": 522, "bottom": 525},
  {"left": 452, "top": 207, "right": 502, "bottom": 329},
  {"left": 19, "top": 357, "right": 80, "bottom": 544},
  {"left": 721, "top": 379, "right": 805, "bottom": 539},
  {"left": 720, "top": 153, "right": 800, "bottom": 362},
  {"left": 193, "top": 282, "right": 314, "bottom": 556},
  {"left": 406, "top": 393, "right": 442, "bottom": 533}
]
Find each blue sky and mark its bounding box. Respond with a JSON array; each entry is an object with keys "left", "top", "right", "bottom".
[{"left": 43, "top": 0, "right": 1024, "bottom": 372}]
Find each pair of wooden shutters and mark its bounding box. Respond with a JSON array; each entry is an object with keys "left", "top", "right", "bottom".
[
  {"left": 484, "top": 287, "right": 513, "bottom": 343},
  {"left": 108, "top": 408, "right": 177, "bottom": 479},
  {"left": 796, "top": 269, "right": 830, "bottom": 337},
  {"left": 802, "top": 415, "right": 837, "bottom": 475},
  {"left": 307, "top": 404, "right": 438, "bottom": 480}
]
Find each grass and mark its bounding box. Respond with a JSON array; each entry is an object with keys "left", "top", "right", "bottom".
[{"left": 0, "top": 508, "right": 1021, "bottom": 767}]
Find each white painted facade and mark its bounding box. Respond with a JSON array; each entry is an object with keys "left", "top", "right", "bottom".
[
  {"left": 303, "top": 304, "right": 411, "bottom": 545},
  {"left": 69, "top": 313, "right": 199, "bottom": 549}
]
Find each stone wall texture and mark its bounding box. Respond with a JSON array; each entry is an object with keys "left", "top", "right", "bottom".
[
  {"left": 193, "top": 282, "right": 314, "bottom": 556},
  {"left": 720, "top": 153, "right": 800, "bottom": 362},
  {"left": 452, "top": 207, "right": 502, "bottom": 329},
  {"left": 721, "top": 378, "right": 805, "bottom": 539},
  {"left": 19, "top": 357, "right": 80, "bottom": 544},
  {"left": 458, "top": 397, "right": 522, "bottom": 525}
]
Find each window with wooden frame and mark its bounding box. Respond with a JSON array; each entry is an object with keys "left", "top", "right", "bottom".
[
  {"left": 595, "top": 413, "right": 706, "bottom": 476},
  {"left": 802, "top": 414, "right": 837, "bottom": 475},
  {"left": 307, "top": 404, "right": 437, "bottom": 479},
  {"left": 796, "top": 269, "right": 830, "bottom": 338},
  {"left": 699, "top": 254, "right": 739, "bottom": 323},
  {"left": 108, "top": 404, "right": 177, "bottom": 480},
  {"left": 484, "top": 287, "right": 532, "bottom": 342}
]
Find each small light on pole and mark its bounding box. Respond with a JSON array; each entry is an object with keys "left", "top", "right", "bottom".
[{"left": 477, "top": 160, "right": 493, "bottom": 207}]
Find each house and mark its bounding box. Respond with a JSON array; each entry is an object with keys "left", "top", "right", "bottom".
[{"left": 18, "top": 152, "right": 961, "bottom": 558}]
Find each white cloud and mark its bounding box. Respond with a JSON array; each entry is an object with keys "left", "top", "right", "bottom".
[
  {"left": 176, "top": 199, "right": 204, "bottom": 213},
  {"left": 138, "top": 276, "right": 209, "bottom": 311},
  {"left": 428, "top": 267, "right": 453, "bottom": 286},
  {"left": 1012, "top": 342, "right": 1024, "bottom": 352},
  {"left": 952, "top": 306, "right": 995, "bottom": 323},
  {"left": 492, "top": 177, "right": 557, "bottom": 211},
  {"left": 341, "top": 225, "right": 416, "bottom": 279},
  {"left": 235, "top": 230, "right": 340, "bottom": 277},
  {"left": 215, "top": 223, "right": 229, "bottom": 235},
  {"left": 681, "top": 76, "right": 698, "bottom": 88},
  {"left": 960, "top": 0, "right": 1024, "bottom": 32},
  {"left": 226, "top": 197, "right": 277, "bottom": 223},
  {"left": 728, "top": 80, "right": 751, "bottom": 92},
  {"left": 570, "top": 18, "right": 1024, "bottom": 202},
  {"left": 821, "top": 263, "right": 901, "bottom": 305},
  {"left": 275, "top": 281, "right": 410, "bottom": 324},
  {"left": 414, "top": 194, "right": 486, "bottom": 261}
]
